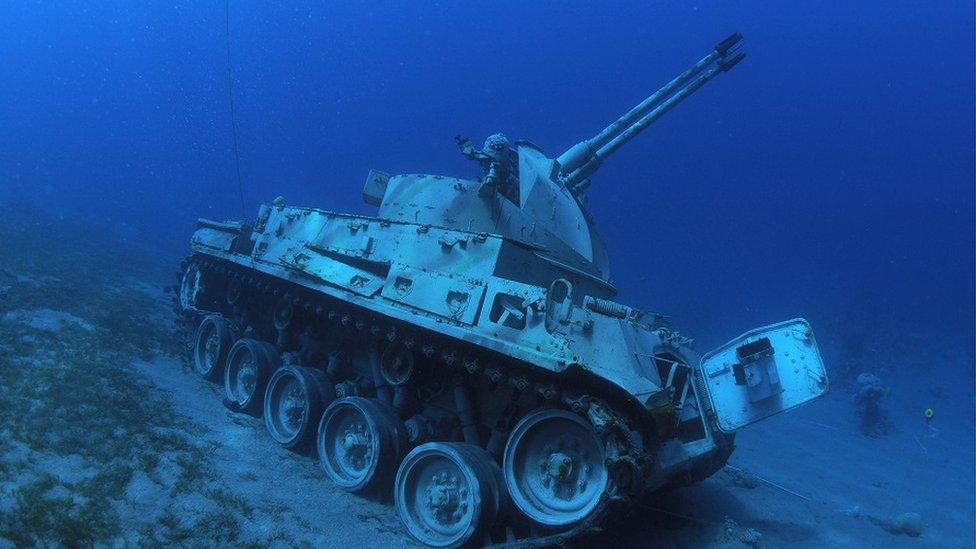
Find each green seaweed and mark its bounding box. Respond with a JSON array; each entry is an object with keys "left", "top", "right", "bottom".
[
  {"left": 0, "top": 203, "right": 310, "bottom": 547},
  {"left": 0, "top": 476, "right": 122, "bottom": 547}
]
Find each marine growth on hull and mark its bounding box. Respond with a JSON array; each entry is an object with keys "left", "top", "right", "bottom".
[
  {"left": 177, "top": 256, "right": 687, "bottom": 546},
  {"left": 175, "top": 33, "right": 828, "bottom": 547}
]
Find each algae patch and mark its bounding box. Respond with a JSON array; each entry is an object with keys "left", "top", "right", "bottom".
[{"left": 0, "top": 220, "right": 302, "bottom": 547}]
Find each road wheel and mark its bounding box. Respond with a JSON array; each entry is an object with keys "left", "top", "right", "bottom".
[
  {"left": 503, "top": 408, "right": 608, "bottom": 529},
  {"left": 224, "top": 338, "right": 279, "bottom": 414},
  {"left": 263, "top": 364, "right": 331, "bottom": 451},
  {"left": 193, "top": 315, "right": 234, "bottom": 381},
  {"left": 395, "top": 442, "right": 506, "bottom": 547},
  {"left": 317, "top": 397, "right": 406, "bottom": 493}
]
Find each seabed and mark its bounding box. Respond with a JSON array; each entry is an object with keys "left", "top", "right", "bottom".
[{"left": 0, "top": 202, "right": 972, "bottom": 547}]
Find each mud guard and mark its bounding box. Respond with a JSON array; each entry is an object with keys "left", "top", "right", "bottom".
[{"left": 699, "top": 318, "right": 828, "bottom": 433}]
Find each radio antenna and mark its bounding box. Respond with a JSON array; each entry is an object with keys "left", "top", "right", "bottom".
[{"left": 224, "top": 0, "right": 247, "bottom": 219}]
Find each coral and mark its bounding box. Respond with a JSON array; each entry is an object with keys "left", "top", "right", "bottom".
[
  {"left": 726, "top": 467, "right": 760, "bottom": 489},
  {"left": 721, "top": 517, "right": 738, "bottom": 541},
  {"left": 885, "top": 512, "right": 923, "bottom": 537},
  {"left": 838, "top": 505, "right": 862, "bottom": 518},
  {"left": 740, "top": 528, "right": 763, "bottom": 546},
  {"left": 855, "top": 372, "right": 880, "bottom": 387},
  {"left": 853, "top": 372, "right": 892, "bottom": 437},
  {"left": 720, "top": 517, "right": 763, "bottom": 547}
]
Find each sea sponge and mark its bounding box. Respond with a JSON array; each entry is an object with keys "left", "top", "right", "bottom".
[
  {"left": 854, "top": 372, "right": 892, "bottom": 437},
  {"left": 727, "top": 467, "right": 760, "bottom": 489},
  {"left": 886, "top": 512, "right": 923, "bottom": 537},
  {"left": 740, "top": 528, "right": 762, "bottom": 546}
]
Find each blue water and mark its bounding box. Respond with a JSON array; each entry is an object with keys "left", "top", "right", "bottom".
[
  {"left": 2, "top": 2, "right": 971, "bottom": 350},
  {"left": 0, "top": 2, "right": 973, "bottom": 540}
]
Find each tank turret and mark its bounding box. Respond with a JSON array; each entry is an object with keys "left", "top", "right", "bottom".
[{"left": 431, "top": 34, "right": 746, "bottom": 284}]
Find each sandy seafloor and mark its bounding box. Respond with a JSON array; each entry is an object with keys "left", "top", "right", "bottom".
[{"left": 0, "top": 208, "right": 972, "bottom": 548}]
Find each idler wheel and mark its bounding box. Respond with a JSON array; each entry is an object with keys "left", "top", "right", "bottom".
[
  {"left": 179, "top": 263, "right": 204, "bottom": 311},
  {"left": 316, "top": 397, "right": 406, "bottom": 493},
  {"left": 223, "top": 339, "right": 279, "bottom": 414},
  {"left": 193, "top": 315, "right": 235, "bottom": 381},
  {"left": 395, "top": 442, "right": 506, "bottom": 548},
  {"left": 263, "top": 364, "right": 332, "bottom": 451},
  {"left": 502, "top": 408, "right": 608, "bottom": 528}
]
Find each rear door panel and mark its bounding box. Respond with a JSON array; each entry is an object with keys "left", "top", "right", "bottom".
[{"left": 700, "top": 318, "right": 828, "bottom": 433}]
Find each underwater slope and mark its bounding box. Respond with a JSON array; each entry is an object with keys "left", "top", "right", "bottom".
[
  {"left": 0, "top": 201, "right": 971, "bottom": 546},
  {"left": 0, "top": 203, "right": 408, "bottom": 547},
  {"left": 607, "top": 389, "right": 975, "bottom": 547}
]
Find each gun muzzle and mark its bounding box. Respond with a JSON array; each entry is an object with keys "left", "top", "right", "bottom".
[
  {"left": 558, "top": 34, "right": 746, "bottom": 192},
  {"left": 715, "top": 32, "right": 744, "bottom": 56}
]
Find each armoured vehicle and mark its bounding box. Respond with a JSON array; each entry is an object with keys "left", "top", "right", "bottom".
[{"left": 176, "top": 33, "right": 828, "bottom": 547}]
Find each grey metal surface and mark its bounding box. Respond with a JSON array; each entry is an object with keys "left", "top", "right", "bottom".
[{"left": 180, "top": 33, "right": 828, "bottom": 546}]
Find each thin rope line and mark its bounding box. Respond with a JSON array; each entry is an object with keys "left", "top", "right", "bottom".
[{"left": 224, "top": 0, "right": 246, "bottom": 220}]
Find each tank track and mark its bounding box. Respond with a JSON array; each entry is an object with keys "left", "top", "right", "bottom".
[{"left": 171, "top": 253, "right": 657, "bottom": 547}]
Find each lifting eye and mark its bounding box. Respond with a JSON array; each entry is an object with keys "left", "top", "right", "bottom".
[{"left": 544, "top": 279, "right": 574, "bottom": 334}]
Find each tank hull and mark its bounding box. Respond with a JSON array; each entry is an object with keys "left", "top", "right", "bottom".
[{"left": 178, "top": 202, "right": 744, "bottom": 545}]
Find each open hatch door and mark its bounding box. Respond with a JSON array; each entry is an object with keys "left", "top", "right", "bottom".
[{"left": 699, "top": 318, "right": 828, "bottom": 433}]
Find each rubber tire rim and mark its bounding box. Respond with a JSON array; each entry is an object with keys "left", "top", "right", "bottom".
[
  {"left": 263, "top": 364, "right": 329, "bottom": 450},
  {"left": 224, "top": 339, "right": 277, "bottom": 414},
  {"left": 193, "top": 315, "right": 232, "bottom": 382},
  {"left": 502, "top": 408, "right": 608, "bottom": 528},
  {"left": 317, "top": 397, "right": 405, "bottom": 493},
  {"left": 395, "top": 442, "right": 503, "bottom": 548}
]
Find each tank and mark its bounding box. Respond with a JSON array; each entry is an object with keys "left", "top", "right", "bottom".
[{"left": 176, "top": 33, "right": 828, "bottom": 547}]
